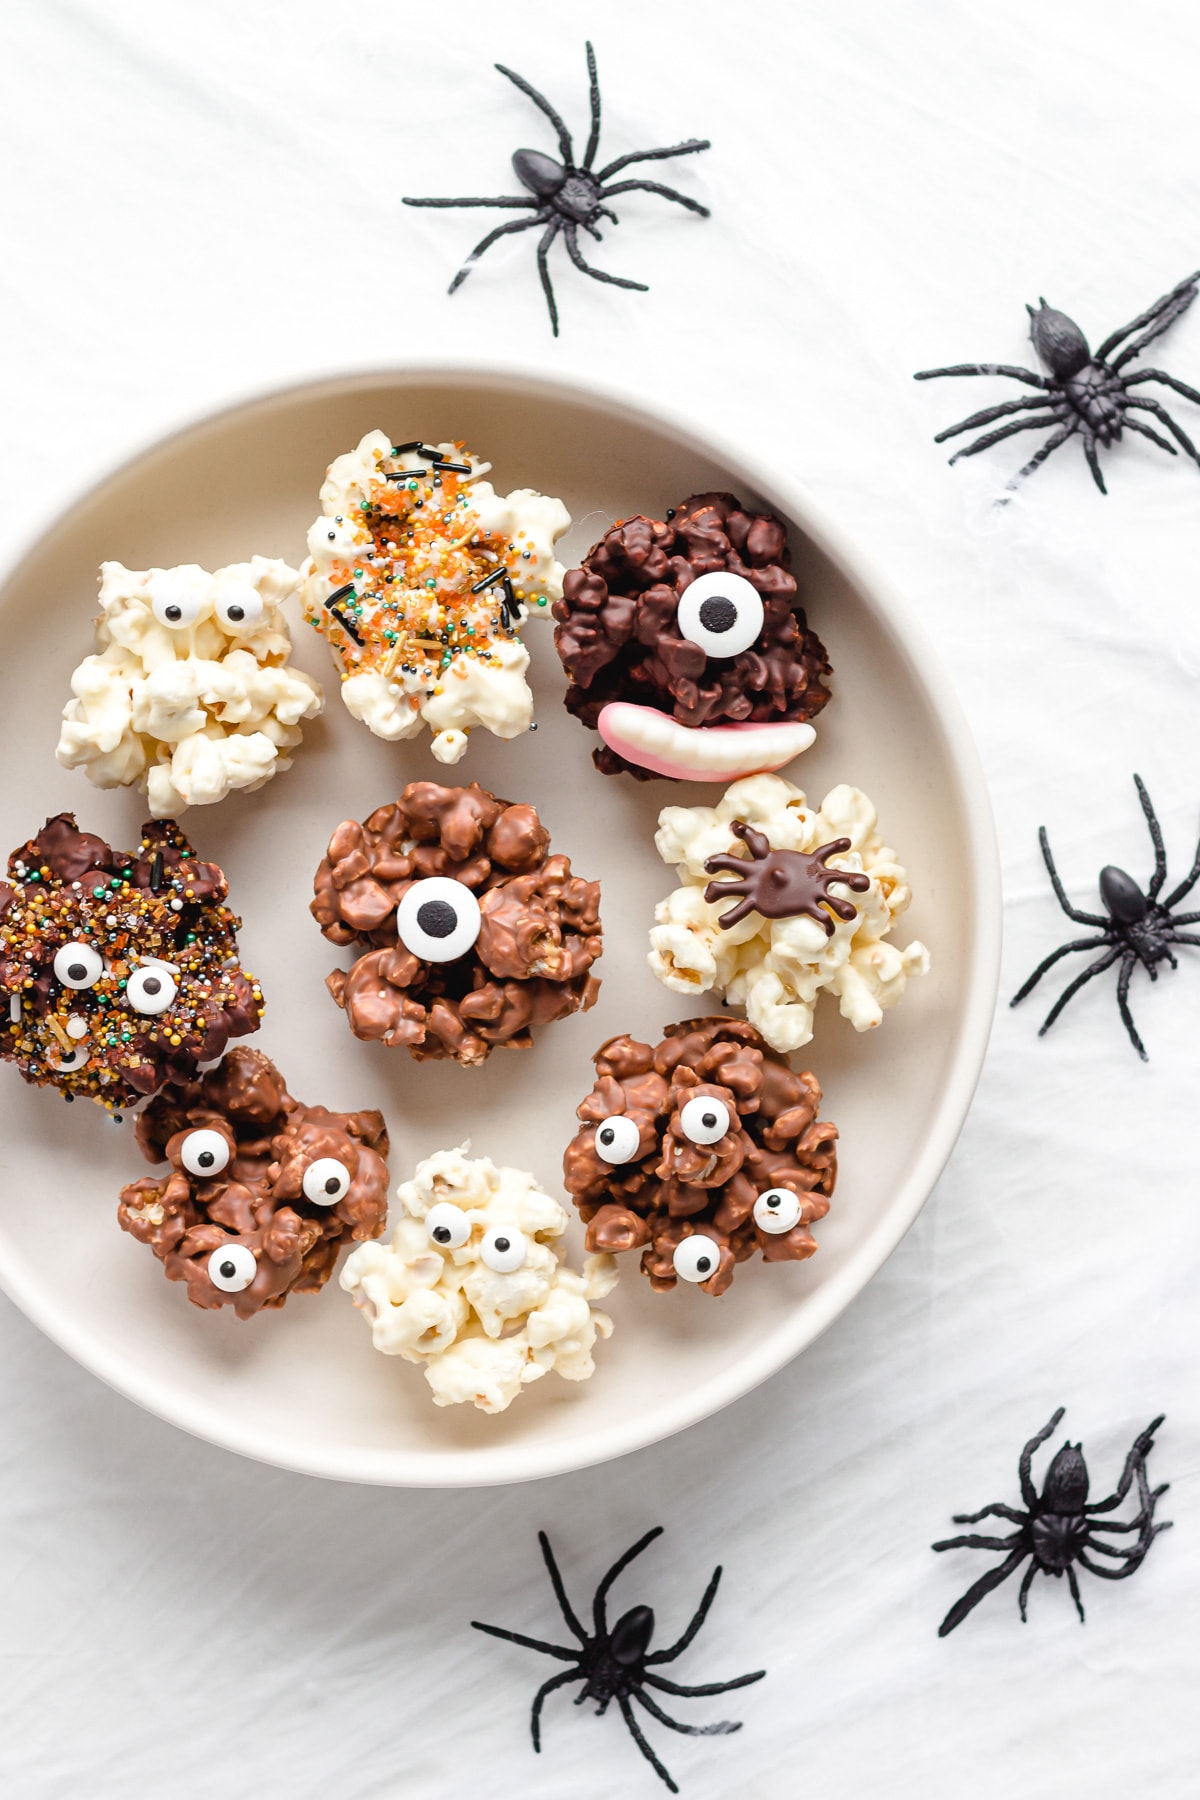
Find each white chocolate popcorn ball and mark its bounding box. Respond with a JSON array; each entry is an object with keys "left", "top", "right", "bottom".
[
  {"left": 340, "top": 1144, "right": 616, "bottom": 1414},
  {"left": 57, "top": 557, "right": 323, "bottom": 816},
  {"left": 300, "top": 431, "right": 570, "bottom": 762},
  {"left": 649, "top": 774, "right": 930, "bottom": 1053}
]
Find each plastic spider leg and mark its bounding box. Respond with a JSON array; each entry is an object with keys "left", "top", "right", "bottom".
[
  {"left": 997, "top": 419, "right": 1080, "bottom": 499},
  {"left": 1037, "top": 946, "right": 1122, "bottom": 1038},
  {"left": 531, "top": 1668, "right": 583, "bottom": 1750},
  {"left": 1085, "top": 1416, "right": 1167, "bottom": 1513},
  {"left": 1124, "top": 396, "right": 1200, "bottom": 467},
  {"left": 1125, "top": 366, "right": 1200, "bottom": 408},
  {"left": 932, "top": 393, "right": 1057, "bottom": 443},
  {"left": 402, "top": 195, "right": 539, "bottom": 210},
  {"left": 1018, "top": 1409, "right": 1067, "bottom": 1508},
  {"left": 1095, "top": 270, "right": 1200, "bottom": 362},
  {"left": 1066, "top": 1565, "right": 1086, "bottom": 1623},
  {"left": 1077, "top": 1533, "right": 1171, "bottom": 1582},
  {"left": 945, "top": 413, "right": 1061, "bottom": 465},
  {"left": 599, "top": 177, "right": 709, "bottom": 217},
  {"left": 1089, "top": 1483, "right": 1170, "bottom": 1533},
  {"left": 494, "top": 58, "right": 575, "bottom": 163},
  {"left": 914, "top": 361, "right": 1050, "bottom": 388},
  {"left": 447, "top": 214, "right": 545, "bottom": 295},
  {"left": 538, "top": 1531, "right": 588, "bottom": 1641},
  {"left": 1010, "top": 935, "right": 1111, "bottom": 1008},
  {"left": 592, "top": 1527, "right": 664, "bottom": 1638},
  {"left": 1121, "top": 413, "right": 1179, "bottom": 457},
  {"left": 1017, "top": 1561, "right": 1038, "bottom": 1621},
  {"left": 470, "top": 1620, "right": 578, "bottom": 1661},
  {"left": 950, "top": 1502, "right": 1030, "bottom": 1527},
  {"left": 1114, "top": 953, "right": 1148, "bottom": 1060},
  {"left": 597, "top": 138, "right": 711, "bottom": 182},
  {"left": 1107, "top": 281, "right": 1200, "bottom": 370},
  {"left": 642, "top": 1669, "right": 766, "bottom": 1699},
  {"left": 937, "top": 1545, "right": 1030, "bottom": 1638},
  {"left": 1166, "top": 931, "right": 1200, "bottom": 947},
  {"left": 536, "top": 218, "right": 564, "bottom": 335},
  {"left": 1160, "top": 827, "right": 1200, "bottom": 910},
  {"left": 563, "top": 221, "right": 649, "bottom": 290},
  {"left": 633, "top": 1686, "right": 742, "bottom": 1737},
  {"left": 1038, "top": 828, "right": 1108, "bottom": 927},
  {"left": 618, "top": 1694, "right": 679, "bottom": 1793},
  {"left": 645, "top": 1566, "right": 723, "bottom": 1665},
  {"left": 931, "top": 1531, "right": 1025, "bottom": 1552},
  {"left": 1081, "top": 428, "right": 1108, "bottom": 494},
  {"left": 582, "top": 40, "right": 602, "bottom": 170}
]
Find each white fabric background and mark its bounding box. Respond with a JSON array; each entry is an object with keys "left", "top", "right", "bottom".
[{"left": 2, "top": 1, "right": 1199, "bottom": 1793}]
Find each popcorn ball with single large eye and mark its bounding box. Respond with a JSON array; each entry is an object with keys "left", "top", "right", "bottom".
[
  {"left": 312, "top": 781, "right": 603, "bottom": 1067},
  {"left": 564, "top": 1016, "right": 838, "bottom": 1296},
  {"left": 341, "top": 1145, "right": 618, "bottom": 1414},
  {"left": 0, "top": 814, "right": 263, "bottom": 1115},
  {"left": 553, "top": 492, "right": 832, "bottom": 783},
  {"left": 117, "top": 1048, "right": 390, "bottom": 1318}
]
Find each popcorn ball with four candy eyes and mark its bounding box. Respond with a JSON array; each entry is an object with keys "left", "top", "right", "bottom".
[
  {"left": 117, "top": 1048, "right": 390, "bottom": 1317},
  {"left": 563, "top": 1016, "right": 837, "bottom": 1296}
]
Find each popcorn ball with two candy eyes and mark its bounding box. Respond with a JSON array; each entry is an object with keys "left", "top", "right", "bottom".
[
  {"left": 0, "top": 814, "right": 262, "bottom": 1116},
  {"left": 57, "top": 557, "right": 323, "bottom": 817},
  {"left": 340, "top": 1145, "right": 617, "bottom": 1414},
  {"left": 563, "top": 1016, "right": 837, "bottom": 1296},
  {"left": 117, "top": 1048, "right": 390, "bottom": 1318}
]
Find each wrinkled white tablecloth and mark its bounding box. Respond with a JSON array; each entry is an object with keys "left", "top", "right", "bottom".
[{"left": 1, "top": 2, "right": 1197, "bottom": 1794}]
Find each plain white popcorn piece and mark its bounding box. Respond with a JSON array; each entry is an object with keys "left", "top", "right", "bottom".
[
  {"left": 300, "top": 430, "right": 570, "bottom": 762},
  {"left": 56, "top": 557, "right": 324, "bottom": 816},
  {"left": 340, "top": 1144, "right": 617, "bottom": 1414},
  {"left": 649, "top": 773, "right": 930, "bottom": 1053}
]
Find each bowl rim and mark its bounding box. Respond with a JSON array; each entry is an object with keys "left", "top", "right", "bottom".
[{"left": 0, "top": 357, "right": 1002, "bottom": 1487}]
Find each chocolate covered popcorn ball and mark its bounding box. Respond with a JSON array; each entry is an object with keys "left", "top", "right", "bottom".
[
  {"left": 312, "top": 781, "right": 603, "bottom": 1066},
  {"left": 117, "top": 1048, "right": 389, "bottom": 1317},
  {"left": 0, "top": 814, "right": 262, "bottom": 1115},
  {"left": 300, "top": 431, "right": 570, "bottom": 764},
  {"left": 57, "top": 557, "right": 323, "bottom": 815},
  {"left": 650, "top": 774, "right": 930, "bottom": 1053},
  {"left": 553, "top": 492, "right": 832, "bottom": 782},
  {"left": 341, "top": 1145, "right": 616, "bottom": 1413},
  {"left": 564, "top": 1017, "right": 837, "bottom": 1296}
]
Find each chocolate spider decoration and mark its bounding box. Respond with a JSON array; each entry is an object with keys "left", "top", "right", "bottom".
[
  {"left": 1011, "top": 774, "right": 1200, "bottom": 1060},
  {"left": 472, "top": 1527, "right": 764, "bottom": 1794},
  {"left": 703, "top": 822, "right": 870, "bottom": 933},
  {"left": 402, "top": 41, "right": 710, "bottom": 337},
  {"left": 915, "top": 270, "right": 1200, "bottom": 494},
  {"left": 933, "top": 1409, "right": 1171, "bottom": 1635}
]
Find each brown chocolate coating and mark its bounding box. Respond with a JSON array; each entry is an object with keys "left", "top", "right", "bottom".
[
  {"left": 552, "top": 493, "right": 833, "bottom": 780},
  {"left": 703, "top": 823, "right": 871, "bottom": 934},
  {"left": 312, "top": 782, "right": 602, "bottom": 1065},
  {"left": 563, "top": 1017, "right": 837, "bottom": 1295},
  {"left": 118, "top": 1047, "right": 390, "bottom": 1318}
]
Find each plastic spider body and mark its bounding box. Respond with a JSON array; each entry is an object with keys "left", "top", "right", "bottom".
[
  {"left": 403, "top": 42, "right": 709, "bottom": 336},
  {"left": 915, "top": 270, "right": 1200, "bottom": 493},
  {"left": 1012, "top": 774, "right": 1200, "bottom": 1060},
  {"left": 933, "top": 1408, "right": 1170, "bottom": 1635},
  {"left": 471, "top": 1527, "right": 764, "bottom": 1793}
]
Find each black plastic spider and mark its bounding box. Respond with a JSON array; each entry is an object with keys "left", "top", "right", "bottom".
[
  {"left": 914, "top": 271, "right": 1200, "bottom": 494},
  {"left": 933, "top": 1408, "right": 1171, "bottom": 1636},
  {"left": 471, "top": 1527, "right": 764, "bottom": 1793},
  {"left": 1011, "top": 774, "right": 1200, "bottom": 1061},
  {"left": 402, "top": 42, "right": 710, "bottom": 336}
]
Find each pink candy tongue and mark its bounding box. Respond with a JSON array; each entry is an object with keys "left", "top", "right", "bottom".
[{"left": 597, "top": 702, "right": 817, "bottom": 782}]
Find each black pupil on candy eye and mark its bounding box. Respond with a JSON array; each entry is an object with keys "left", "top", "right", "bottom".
[
  {"left": 494, "top": 1237, "right": 510, "bottom": 1254},
  {"left": 198, "top": 1151, "right": 214, "bottom": 1169},
  {"left": 143, "top": 977, "right": 161, "bottom": 995},
  {"left": 227, "top": 604, "right": 245, "bottom": 621},
  {"left": 697, "top": 1255, "right": 712, "bottom": 1273},
  {"left": 324, "top": 1177, "right": 341, "bottom": 1194},
  {"left": 433, "top": 1226, "right": 452, "bottom": 1244},
  {"left": 698, "top": 595, "right": 737, "bottom": 634},
  {"left": 599, "top": 1128, "right": 614, "bottom": 1145},
  {"left": 165, "top": 605, "right": 182, "bottom": 622},
  {"left": 67, "top": 963, "right": 87, "bottom": 982},
  {"left": 702, "top": 1112, "right": 718, "bottom": 1130},
  {"left": 219, "top": 1260, "right": 236, "bottom": 1280},
  {"left": 417, "top": 899, "right": 459, "bottom": 938}
]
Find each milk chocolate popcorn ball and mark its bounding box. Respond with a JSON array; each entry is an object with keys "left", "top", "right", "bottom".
[
  {"left": 563, "top": 1017, "right": 837, "bottom": 1295},
  {"left": 312, "top": 782, "right": 603, "bottom": 1066},
  {"left": 117, "top": 1048, "right": 389, "bottom": 1317},
  {"left": 553, "top": 493, "right": 832, "bottom": 782},
  {"left": 0, "top": 814, "right": 262, "bottom": 1115}
]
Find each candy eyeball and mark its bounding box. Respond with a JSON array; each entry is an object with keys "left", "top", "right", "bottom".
[
  {"left": 150, "top": 574, "right": 206, "bottom": 630},
  {"left": 753, "top": 1187, "right": 803, "bottom": 1234},
  {"left": 679, "top": 1095, "right": 731, "bottom": 1146},
  {"left": 425, "top": 1202, "right": 471, "bottom": 1250},
  {"left": 594, "top": 1114, "right": 641, "bottom": 1165},
  {"left": 214, "top": 579, "right": 265, "bottom": 633},
  {"left": 180, "top": 1128, "right": 231, "bottom": 1179},
  {"left": 53, "top": 941, "right": 103, "bottom": 990},
  {"left": 675, "top": 570, "right": 764, "bottom": 659},
  {"left": 51, "top": 1044, "right": 89, "bottom": 1072},
  {"left": 126, "top": 963, "right": 177, "bottom": 1016},
  {"left": 480, "top": 1226, "right": 528, "bottom": 1273},
  {"left": 396, "top": 877, "right": 482, "bottom": 963},
  {"left": 673, "top": 1233, "right": 723, "bottom": 1283},
  {"left": 302, "top": 1157, "right": 351, "bottom": 1206},
  {"left": 207, "top": 1243, "right": 257, "bottom": 1293}
]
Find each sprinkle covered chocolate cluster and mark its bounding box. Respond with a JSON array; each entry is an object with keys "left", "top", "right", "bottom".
[{"left": 0, "top": 814, "right": 262, "bottom": 1115}]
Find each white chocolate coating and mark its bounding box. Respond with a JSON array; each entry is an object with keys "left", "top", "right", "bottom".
[
  {"left": 340, "top": 1144, "right": 616, "bottom": 1414},
  {"left": 649, "top": 773, "right": 930, "bottom": 1053},
  {"left": 300, "top": 431, "right": 570, "bottom": 762},
  {"left": 56, "top": 558, "right": 323, "bottom": 816}
]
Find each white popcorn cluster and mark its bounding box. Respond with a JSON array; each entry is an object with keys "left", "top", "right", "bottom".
[
  {"left": 300, "top": 431, "right": 571, "bottom": 765},
  {"left": 649, "top": 773, "right": 930, "bottom": 1054},
  {"left": 340, "top": 1145, "right": 617, "bottom": 1414},
  {"left": 56, "top": 558, "right": 323, "bottom": 817}
]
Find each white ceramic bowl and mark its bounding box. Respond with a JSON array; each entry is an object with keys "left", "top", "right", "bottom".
[{"left": 0, "top": 365, "right": 1000, "bottom": 1486}]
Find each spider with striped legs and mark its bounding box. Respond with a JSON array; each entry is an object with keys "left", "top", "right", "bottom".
[
  {"left": 471, "top": 1527, "right": 764, "bottom": 1793},
  {"left": 403, "top": 42, "right": 710, "bottom": 336}
]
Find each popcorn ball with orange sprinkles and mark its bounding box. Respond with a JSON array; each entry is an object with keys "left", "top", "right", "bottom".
[
  {"left": 299, "top": 431, "right": 570, "bottom": 764},
  {"left": 0, "top": 814, "right": 263, "bottom": 1117}
]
